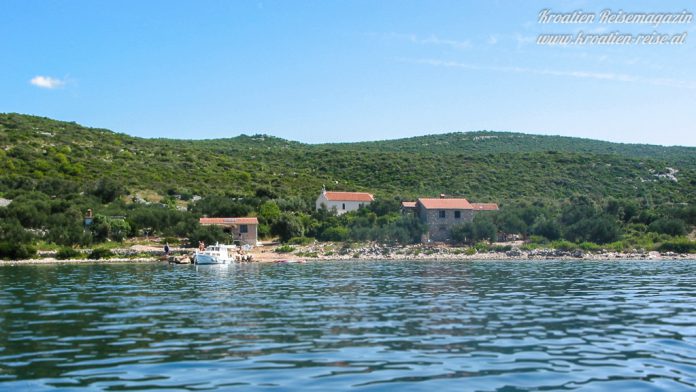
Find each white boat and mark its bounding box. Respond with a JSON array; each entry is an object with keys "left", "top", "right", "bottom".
[{"left": 194, "top": 243, "right": 238, "bottom": 265}]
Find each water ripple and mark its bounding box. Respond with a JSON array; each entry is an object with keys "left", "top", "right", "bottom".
[{"left": 0, "top": 260, "right": 695, "bottom": 391}]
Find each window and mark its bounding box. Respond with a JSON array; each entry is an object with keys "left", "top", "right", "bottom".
[
  {"left": 240, "top": 225, "right": 248, "bottom": 234},
  {"left": 439, "top": 210, "right": 446, "bottom": 218},
  {"left": 342, "top": 203, "right": 346, "bottom": 210},
  {"left": 455, "top": 210, "right": 461, "bottom": 219}
]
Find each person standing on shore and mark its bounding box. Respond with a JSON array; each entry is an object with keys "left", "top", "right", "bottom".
[{"left": 164, "top": 242, "right": 170, "bottom": 256}]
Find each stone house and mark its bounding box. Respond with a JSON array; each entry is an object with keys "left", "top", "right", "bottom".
[
  {"left": 199, "top": 217, "right": 259, "bottom": 245},
  {"left": 415, "top": 196, "right": 499, "bottom": 242},
  {"left": 315, "top": 188, "right": 374, "bottom": 215}
]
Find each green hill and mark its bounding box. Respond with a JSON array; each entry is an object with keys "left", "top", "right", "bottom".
[
  {"left": 1, "top": 113, "right": 694, "bottom": 204},
  {"left": 1, "top": 113, "right": 695, "bottom": 257},
  {"left": 321, "top": 132, "right": 696, "bottom": 169}
]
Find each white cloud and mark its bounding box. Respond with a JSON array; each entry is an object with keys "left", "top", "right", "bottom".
[
  {"left": 409, "top": 34, "right": 471, "bottom": 50},
  {"left": 403, "top": 58, "right": 696, "bottom": 89},
  {"left": 514, "top": 33, "right": 535, "bottom": 46},
  {"left": 373, "top": 32, "right": 471, "bottom": 50},
  {"left": 30, "top": 75, "right": 66, "bottom": 89}
]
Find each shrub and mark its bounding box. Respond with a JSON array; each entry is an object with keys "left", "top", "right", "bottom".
[
  {"left": 89, "top": 247, "right": 114, "bottom": 260},
  {"left": 474, "top": 242, "right": 490, "bottom": 252},
  {"left": 56, "top": 247, "right": 82, "bottom": 260},
  {"left": 606, "top": 241, "right": 627, "bottom": 252},
  {"left": 520, "top": 243, "right": 540, "bottom": 251},
  {"left": 320, "top": 226, "right": 349, "bottom": 242},
  {"left": 288, "top": 236, "right": 314, "bottom": 245},
  {"left": 658, "top": 238, "right": 696, "bottom": 253},
  {"left": 528, "top": 235, "right": 549, "bottom": 244},
  {"left": 578, "top": 242, "right": 601, "bottom": 252},
  {"left": 550, "top": 240, "right": 577, "bottom": 251},
  {"left": 275, "top": 245, "right": 295, "bottom": 253},
  {"left": 0, "top": 242, "right": 36, "bottom": 260},
  {"left": 563, "top": 215, "right": 621, "bottom": 244},
  {"left": 648, "top": 218, "right": 688, "bottom": 236}
]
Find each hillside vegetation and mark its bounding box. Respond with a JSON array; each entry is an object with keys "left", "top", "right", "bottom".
[
  {"left": 1, "top": 113, "right": 694, "bottom": 203},
  {"left": 0, "top": 113, "right": 694, "bottom": 258}
]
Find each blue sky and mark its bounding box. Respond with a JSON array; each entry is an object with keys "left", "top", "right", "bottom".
[{"left": 1, "top": 0, "right": 695, "bottom": 146}]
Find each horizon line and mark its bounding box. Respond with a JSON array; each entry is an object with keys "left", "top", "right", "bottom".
[{"left": 2, "top": 111, "right": 694, "bottom": 148}]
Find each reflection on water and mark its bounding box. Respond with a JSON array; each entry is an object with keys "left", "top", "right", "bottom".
[{"left": 1, "top": 260, "right": 695, "bottom": 391}]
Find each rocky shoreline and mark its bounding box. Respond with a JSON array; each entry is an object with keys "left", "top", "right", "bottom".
[
  {"left": 0, "top": 243, "right": 693, "bottom": 265},
  {"left": 307, "top": 244, "right": 694, "bottom": 261}
]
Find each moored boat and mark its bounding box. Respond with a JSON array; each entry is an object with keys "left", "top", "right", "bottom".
[{"left": 194, "top": 243, "right": 238, "bottom": 265}]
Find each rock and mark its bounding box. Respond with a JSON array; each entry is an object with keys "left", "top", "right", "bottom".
[{"left": 506, "top": 249, "right": 522, "bottom": 257}]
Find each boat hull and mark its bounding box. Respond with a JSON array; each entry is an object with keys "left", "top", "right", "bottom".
[{"left": 194, "top": 254, "right": 229, "bottom": 265}]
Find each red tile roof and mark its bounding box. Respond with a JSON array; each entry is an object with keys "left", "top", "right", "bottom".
[
  {"left": 323, "top": 191, "right": 374, "bottom": 202},
  {"left": 401, "top": 201, "right": 417, "bottom": 208},
  {"left": 199, "top": 217, "right": 259, "bottom": 225},
  {"left": 418, "top": 198, "right": 473, "bottom": 210},
  {"left": 471, "top": 203, "right": 499, "bottom": 211}
]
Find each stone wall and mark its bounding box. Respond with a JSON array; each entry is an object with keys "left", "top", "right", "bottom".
[{"left": 418, "top": 207, "right": 475, "bottom": 242}]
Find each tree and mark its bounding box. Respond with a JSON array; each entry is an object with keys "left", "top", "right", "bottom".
[
  {"left": 648, "top": 218, "right": 687, "bottom": 236},
  {"left": 92, "top": 178, "right": 126, "bottom": 204},
  {"left": 368, "top": 198, "right": 401, "bottom": 216},
  {"left": 0, "top": 218, "right": 36, "bottom": 260},
  {"left": 187, "top": 225, "right": 228, "bottom": 248},
  {"left": 564, "top": 214, "right": 620, "bottom": 244},
  {"left": 451, "top": 223, "right": 473, "bottom": 244},
  {"left": 272, "top": 213, "right": 305, "bottom": 242},
  {"left": 531, "top": 216, "right": 561, "bottom": 240},
  {"left": 192, "top": 196, "right": 252, "bottom": 217},
  {"left": 90, "top": 214, "right": 131, "bottom": 242},
  {"left": 604, "top": 198, "right": 639, "bottom": 223},
  {"left": 259, "top": 200, "right": 281, "bottom": 221},
  {"left": 496, "top": 210, "right": 527, "bottom": 236},
  {"left": 472, "top": 215, "right": 498, "bottom": 242},
  {"left": 560, "top": 196, "right": 597, "bottom": 226},
  {"left": 46, "top": 210, "right": 91, "bottom": 246}
]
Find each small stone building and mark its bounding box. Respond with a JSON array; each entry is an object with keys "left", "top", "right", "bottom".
[
  {"left": 401, "top": 201, "right": 417, "bottom": 213},
  {"left": 415, "top": 196, "right": 499, "bottom": 243},
  {"left": 315, "top": 188, "right": 374, "bottom": 215},
  {"left": 199, "top": 217, "right": 259, "bottom": 245}
]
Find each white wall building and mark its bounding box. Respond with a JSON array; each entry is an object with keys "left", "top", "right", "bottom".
[{"left": 315, "top": 189, "right": 374, "bottom": 215}]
